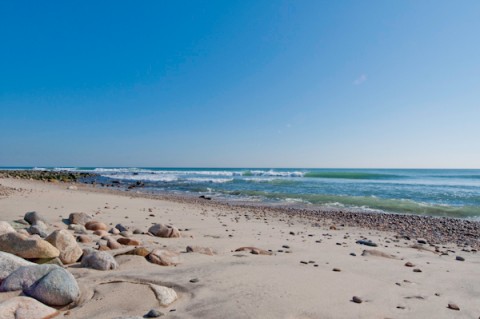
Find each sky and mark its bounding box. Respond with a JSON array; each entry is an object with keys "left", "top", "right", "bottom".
[{"left": 1, "top": 1, "right": 479, "bottom": 168}]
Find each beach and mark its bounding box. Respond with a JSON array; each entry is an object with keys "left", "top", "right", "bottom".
[{"left": 0, "top": 176, "right": 479, "bottom": 318}]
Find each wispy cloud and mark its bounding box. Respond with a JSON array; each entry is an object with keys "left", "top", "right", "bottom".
[{"left": 353, "top": 74, "right": 367, "bottom": 85}]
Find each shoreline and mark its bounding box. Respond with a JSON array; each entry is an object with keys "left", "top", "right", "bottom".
[{"left": 2, "top": 174, "right": 480, "bottom": 250}]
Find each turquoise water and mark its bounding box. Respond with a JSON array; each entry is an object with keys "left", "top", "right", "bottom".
[{"left": 7, "top": 167, "right": 480, "bottom": 218}]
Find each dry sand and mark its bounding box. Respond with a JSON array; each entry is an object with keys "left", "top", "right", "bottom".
[{"left": 0, "top": 178, "right": 479, "bottom": 319}]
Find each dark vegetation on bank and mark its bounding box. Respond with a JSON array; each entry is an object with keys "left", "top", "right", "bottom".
[{"left": 0, "top": 170, "right": 95, "bottom": 183}]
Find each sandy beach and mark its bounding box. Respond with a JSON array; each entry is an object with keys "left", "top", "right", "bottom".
[{"left": 0, "top": 177, "right": 479, "bottom": 319}]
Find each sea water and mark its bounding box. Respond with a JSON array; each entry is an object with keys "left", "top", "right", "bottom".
[{"left": 12, "top": 167, "right": 480, "bottom": 218}]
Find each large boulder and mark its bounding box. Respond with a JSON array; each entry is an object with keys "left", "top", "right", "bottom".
[
  {"left": 45, "top": 230, "right": 83, "bottom": 264},
  {"left": 0, "top": 264, "right": 79, "bottom": 307},
  {"left": 68, "top": 212, "right": 92, "bottom": 225},
  {"left": 148, "top": 224, "right": 181, "bottom": 238},
  {"left": 24, "top": 212, "right": 46, "bottom": 226},
  {"left": 80, "top": 249, "right": 118, "bottom": 270},
  {"left": 0, "top": 296, "right": 59, "bottom": 319},
  {"left": 147, "top": 249, "right": 180, "bottom": 266},
  {"left": 25, "top": 267, "right": 80, "bottom": 306},
  {"left": 0, "top": 251, "right": 34, "bottom": 281},
  {"left": 0, "top": 264, "right": 58, "bottom": 292},
  {"left": 0, "top": 232, "right": 59, "bottom": 259},
  {"left": 0, "top": 221, "right": 15, "bottom": 236}
]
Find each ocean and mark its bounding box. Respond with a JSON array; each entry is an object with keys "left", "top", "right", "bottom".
[{"left": 8, "top": 167, "right": 480, "bottom": 219}]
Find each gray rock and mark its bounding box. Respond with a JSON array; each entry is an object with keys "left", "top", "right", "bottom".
[
  {"left": 25, "top": 267, "right": 80, "bottom": 306},
  {"left": 1, "top": 264, "right": 79, "bottom": 306},
  {"left": 0, "top": 264, "right": 58, "bottom": 292},
  {"left": 24, "top": 212, "right": 46, "bottom": 225},
  {"left": 0, "top": 251, "right": 34, "bottom": 281},
  {"left": 68, "top": 224, "right": 88, "bottom": 234},
  {"left": 27, "top": 221, "right": 49, "bottom": 238},
  {"left": 80, "top": 249, "right": 118, "bottom": 270},
  {"left": 68, "top": 212, "right": 93, "bottom": 225},
  {"left": 115, "top": 224, "right": 129, "bottom": 232}
]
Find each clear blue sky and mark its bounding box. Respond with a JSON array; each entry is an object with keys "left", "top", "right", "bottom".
[{"left": 1, "top": 1, "right": 479, "bottom": 168}]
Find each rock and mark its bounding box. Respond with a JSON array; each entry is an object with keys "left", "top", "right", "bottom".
[
  {"left": 117, "top": 238, "right": 141, "bottom": 246},
  {"left": 352, "top": 296, "right": 363, "bottom": 304},
  {"left": 85, "top": 221, "right": 107, "bottom": 231},
  {"left": 68, "top": 212, "right": 92, "bottom": 225},
  {"left": 405, "top": 262, "right": 415, "bottom": 267},
  {"left": 126, "top": 247, "right": 151, "bottom": 257},
  {"left": 25, "top": 267, "right": 80, "bottom": 306},
  {"left": 417, "top": 238, "right": 428, "bottom": 244},
  {"left": 0, "top": 296, "right": 59, "bottom": 319},
  {"left": 115, "top": 224, "right": 129, "bottom": 232},
  {"left": 361, "top": 249, "right": 395, "bottom": 259},
  {"left": 0, "top": 251, "right": 34, "bottom": 280},
  {"left": 0, "top": 221, "right": 15, "bottom": 236},
  {"left": 148, "top": 249, "right": 180, "bottom": 266},
  {"left": 76, "top": 235, "right": 92, "bottom": 243},
  {"left": 93, "top": 230, "right": 109, "bottom": 237},
  {"left": 45, "top": 230, "right": 83, "bottom": 264},
  {"left": 234, "top": 247, "right": 272, "bottom": 255},
  {"left": 145, "top": 309, "right": 164, "bottom": 318},
  {"left": 332, "top": 268, "right": 341, "bottom": 272},
  {"left": 80, "top": 249, "right": 118, "bottom": 270},
  {"left": 67, "top": 185, "right": 78, "bottom": 190},
  {"left": 107, "top": 238, "right": 122, "bottom": 249},
  {"left": 356, "top": 240, "right": 378, "bottom": 247},
  {"left": 24, "top": 212, "right": 46, "bottom": 225},
  {"left": 68, "top": 224, "right": 87, "bottom": 234},
  {"left": 97, "top": 245, "right": 110, "bottom": 251},
  {"left": 27, "top": 221, "right": 49, "bottom": 238},
  {"left": 0, "top": 232, "right": 60, "bottom": 259},
  {"left": 189, "top": 278, "right": 199, "bottom": 283},
  {"left": 148, "top": 224, "right": 181, "bottom": 238},
  {"left": 0, "top": 264, "right": 58, "bottom": 292},
  {"left": 186, "top": 246, "right": 215, "bottom": 256},
  {"left": 132, "top": 228, "right": 143, "bottom": 235},
  {"left": 456, "top": 256, "right": 465, "bottom": 261},
  {"left": 413, "top": 268, "right": 422, "bottom": 273},
  {"left": 109, "top": 228, "right": 120, "bottom": 235},
  {"left": 447, "top": 303, "right": 460, "bottom": 311},
  {"left": 119, "top": 231, "right": 133, "bottom": 238},
  {"left": 149, "top": 284, "right": 178, "bottom": 306}
]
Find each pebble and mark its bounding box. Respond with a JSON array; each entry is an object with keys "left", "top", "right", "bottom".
[
  {"left": 356, "top": 240, "right": 377, "bottom": 247},
  {"left": 413, "top": 268, "right": 422, "bottom": 273},
  {"left": 404, "top": 262, "right": 415, "bottom": 267},
  {"left": 456, "top": 256, "right": 465, "bottom": 261},
  {"left": 332, "top": 268, "right": 341, "bottom": 272},
  {"left": 145, "top": 309, "right": 164, "bottom": 318},
  {"left": 300, "top": 261, "right": 308, "bottom": 264},
  {"left": 189, "top": 278, "right": 199, "bottom": 283},
  {"left": 352, "top": 296, "right": 362, "bottom": 304},
  {"left": 447, "top": 303, "right": 460, "bottom": 311}
]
